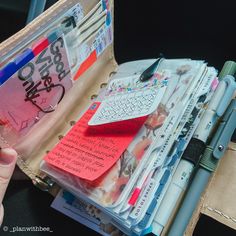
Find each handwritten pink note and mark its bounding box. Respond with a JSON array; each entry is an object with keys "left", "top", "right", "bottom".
[{"left": 44, "top": 102, "right": 147, "bottom": 181}]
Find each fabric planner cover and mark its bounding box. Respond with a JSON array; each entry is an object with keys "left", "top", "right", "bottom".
[{"left": 0, "top": 1, "right": 236, "bottom": 236}]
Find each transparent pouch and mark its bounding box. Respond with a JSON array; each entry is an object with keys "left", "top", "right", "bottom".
[
  {"left": 0, "top": 34, "right": 72, "bottom": 147},
  {"left": 0, "top": 0, "right": 113, "bottom": 149}
]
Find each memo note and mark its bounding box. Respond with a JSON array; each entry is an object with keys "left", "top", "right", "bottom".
[{"left": 44, "top": 102, "right": 147, "bottom": 181}]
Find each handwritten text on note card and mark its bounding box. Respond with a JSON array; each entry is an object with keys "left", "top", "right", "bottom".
[{"left": 44, "top": 102, "right": 147, "bottom": 181}]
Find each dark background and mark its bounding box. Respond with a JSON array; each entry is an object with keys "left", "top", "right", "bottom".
[{"left": 1, "top": 0, "right": 236, "bottom": 235}]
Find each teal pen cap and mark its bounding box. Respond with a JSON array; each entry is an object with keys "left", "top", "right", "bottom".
[{"left": 218, "top": 60, "right": 236, "bottom": 80}]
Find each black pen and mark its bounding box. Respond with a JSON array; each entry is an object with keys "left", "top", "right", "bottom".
[{"left": 139, "top": 56, "right": 164, "bottom": 82}]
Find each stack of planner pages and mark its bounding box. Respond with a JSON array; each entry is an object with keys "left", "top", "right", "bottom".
[{"left": 40, "top": 58, "right": 218, "bottom": 235}]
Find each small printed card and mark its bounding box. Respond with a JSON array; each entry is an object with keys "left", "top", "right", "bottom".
[{"left": 88, "top": 72, "right": 169, "bottom": 126}]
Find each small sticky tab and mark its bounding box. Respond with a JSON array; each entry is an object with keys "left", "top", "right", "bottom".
[
  {"left": 102, "top": 0, "right": 107, "bottom": 10},
  {"left": 32, "top": 37, "right": 49, "bottom": 56},
  {"left": 211, "top": 78, "right": 219, "bottom": 91},
  {"left": 106, "top": 11, "right": 111, "bottom": 26},
  {"left": 147, "top": 199, "right": 157, "bottom": 215},
  {"left": 62, "top": 191, "right": 75, "bottom": 205},
  {"left": 14, "top": 48, "right": 34, "bottom": 69},
  {"left": 47, "top": 30, "right": 62, "bottom": 44},
  {"left": 177, "top": 138, "right": 186, "bottom": 152},
  {"left": 74, "top": 50, "right": 97, "bottom": 80},
  {"left": 0, "top": 61, "right": 17, "bottom": 85},
  {"left": 167, "top": 154, "right": 179, "bottom": 167},
  {"left": 138, "top": 213, "right": 151, "bottom": 228},
  {"left": 129, "top": 188, "right": 141, "bottom": 206},
  {"left": 167, "top": 140, "right": 178, "bottom": 157},
  {"left": 159, "top": 170, "right": 171, "bottom": 185},
  {"left": 155, "top": 186, "right": 164, "bottom": 200}
]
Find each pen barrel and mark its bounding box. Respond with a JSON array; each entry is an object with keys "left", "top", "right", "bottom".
[
  {"left": 193, "top": 76, "right": 233, "bottom": 142},
  {"left": 152, "top": 160, "right": 194, "bottom": 235},
  {"left": 193, "top": 109, "right": 217, "bottom": 143},
  {"left": 167, "top": 168, "right": 211, "bottom": 236}
]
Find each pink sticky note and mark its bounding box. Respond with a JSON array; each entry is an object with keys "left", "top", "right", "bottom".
[
  {"left": 44, "top": 102, "right": 147, "bottom": 181},
  {"left": 211, "top": 77, "right": 219, "bottom": 91}
]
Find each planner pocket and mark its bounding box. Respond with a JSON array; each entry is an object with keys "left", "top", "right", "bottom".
[{"left": 0, "top": 34, "right": 72, "bottom": 147}]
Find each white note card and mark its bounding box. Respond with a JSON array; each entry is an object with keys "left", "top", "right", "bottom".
[{"left": 88, "top": 71, "right": 169, "bottom": 125}]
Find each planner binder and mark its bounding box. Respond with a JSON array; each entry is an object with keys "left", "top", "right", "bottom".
[{"left": 0, "top": 0, "right": 236, "bottom": 235}]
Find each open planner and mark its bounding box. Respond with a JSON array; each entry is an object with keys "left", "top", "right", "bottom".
[{"left": 1, "top": 0, "right": 236, "bottom": 235}]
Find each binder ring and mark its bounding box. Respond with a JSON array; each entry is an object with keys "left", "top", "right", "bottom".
[
  {"left": 100, "top": 83, "right": 107, "bottom": 88},
  {"left": 58, "top": 135, "right": 64, "bottom": 140},
  {"left": 91, "top": 94, "right": 98, "bottom": 100},
  {"left": 109, "top": 71, "right": 116, "bottom": 77},
  {"left": 70, "top": 120, "right": 76, "bottom": 126}
]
